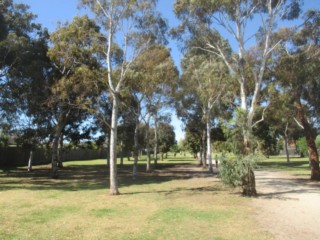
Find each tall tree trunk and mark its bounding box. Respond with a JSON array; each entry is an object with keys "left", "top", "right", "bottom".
[
  {"left": 58, "top": 135, "right": 64, "bottom": 168},
  {"left": 105, "top": 136, "right": 110, "bottom": 166},
  {"left": 284, "top": 122, "right": 290, "bottom": 163},
  {"left": 295, "top": 95, "right": 320, "bottom": 180},
  {"left": 201, "top": 128, "right": 206, "bottom": 168},
  {"left": 206, "top": 117, "right": 213, "bottom": 173},
  {"left": 154, "top": 113, "right": 158, "bottom": 167},
  {"left": 240, "top": 82, "right": 247, "bottom": 111},
  {"left": 242, "top": 169, "right": 257, "bottom": 196},
  {"left": 133, "top": 116, "right": 139, "bottom": 180},
  {"left": 197, "top": 151, "right": 201, "bottom": 165},
  {"left": 109, "top": 94, "right": 120, "bottom": 195},
  {"left": 27, "top": 150, "right": 33, "bottom": 172},
  {"left": 51, "top": 111, "right": 68, "bottom": 178},
  {"left": 120, "top": 140, "right": 124, "bottom": 167},
  {"left": 51, "top": 132, "right": 60, "bottom": 179},
  {"left": 145, "top": 112, "right": 151, "bottom": 172}
]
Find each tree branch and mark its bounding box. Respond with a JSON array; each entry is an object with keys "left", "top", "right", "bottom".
[{"left": 293, "top": 117, "right": 304, "bottom": 129}]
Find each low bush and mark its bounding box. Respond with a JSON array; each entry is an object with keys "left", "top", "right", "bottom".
[{"left": 218, "top": 153, "right": 264, "bottom": 196}]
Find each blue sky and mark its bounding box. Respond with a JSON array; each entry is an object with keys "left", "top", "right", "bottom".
[{"left": 14, "top": 0, "right": 320, "bottom": 141}]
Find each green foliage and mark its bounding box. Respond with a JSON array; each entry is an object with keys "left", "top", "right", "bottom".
[
  {"left": 219, "top": 153, "right": 263, "bottom": 188},
  {"left": 296, "top": 137, "right": 308, "bottom": 157},
  {"left": 253, "top": 121, "right": 279, "bottom": 156},
  {"left": 258, "top": 156, "right": 310, "bottom": 176},
  {"left": 158, "top": 123, "right": 176, "bottom": 153},
  {"left": 0, "top": 131, "right": 9, "bottom": 147},
  {"left": 170, "top": 144, "right": 180, "bottom": 154},
  {"left": 316, "top": 135, "right": 320, "bottom": 149}
]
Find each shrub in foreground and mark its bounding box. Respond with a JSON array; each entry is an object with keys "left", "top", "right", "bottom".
[{"left": 219, "top": 153, "right": 264, "bottom": 196}]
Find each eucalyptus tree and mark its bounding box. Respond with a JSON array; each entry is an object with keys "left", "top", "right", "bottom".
[
  {"left": 180, "top": 50, "right": 230, "bottom": 172},
  {"left": 176, "top": 82, "right": 207, "bottom": 166},
  {"left": 264, "top": 85, "right": 303, "bottom": 162},
  {"left": 173, "top": 0, "right": 302, "bottom": 153},
  {"left": 47, "top": 15, "right": 102, "bottom": 177},
  {"left": 0, "top": 0, "right": 45, "bottom": 129},
  {"left": 143, "top": 48, "right": 178, "bottom": 167},
  {"left": 273, "top": 10, "right": 320, "bottom": 180},
  {"left": 157, "top": 122, "right": 175, "bottom": 160},
  {"left": 0, "top": 0, "right": 55, "bottom": 170},
  {"left": 129, "top": 44, "right": 178, "bottom": 172},
  {"left": 81, "top": 0, "right": 169, "bottom": 194}
]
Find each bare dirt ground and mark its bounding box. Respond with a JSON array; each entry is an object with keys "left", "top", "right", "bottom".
[{"left": 252, "top": 169, "right": 320, "bottom": 240}]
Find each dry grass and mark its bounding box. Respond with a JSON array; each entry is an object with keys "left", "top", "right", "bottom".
[{"left": 0, "top": 155, "right": 271, "bottom": 240}]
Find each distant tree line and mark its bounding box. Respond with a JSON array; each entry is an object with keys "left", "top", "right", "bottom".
[{"left": 1, "top": 0, "right": 320, "bottom": 196}]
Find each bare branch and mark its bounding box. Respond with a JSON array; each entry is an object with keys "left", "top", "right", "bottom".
[
  {"left": 252, "top": 105, "right": 269, "bottom": 128},
  {"left": 293, "top": 117, "right": 304, "bottom": 129}
]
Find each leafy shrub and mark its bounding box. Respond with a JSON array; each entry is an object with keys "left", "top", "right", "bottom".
[
  {"left": 218, "top": 153, "right": 264, "bottom": 196},
  {"left": 296, "top": 137, "right": 308, "bottom": 157}
]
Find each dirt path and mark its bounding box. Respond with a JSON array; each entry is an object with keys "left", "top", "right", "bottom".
[{"left": 252, "top": 169, "right": 320, "bottom": 240}]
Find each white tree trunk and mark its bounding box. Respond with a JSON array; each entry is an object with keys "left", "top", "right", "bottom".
[
  {"left": 153, "top": 112, "right": 158, "bottom": 166},
  {"left": 146, "top": 112, "right": 151, "bottom": 172},
  {"left": 109, "top": 94, "right": 120, "bottom": 195},
  {"left": 27, "top": 150, "right": 33, "bottom": 172},
  {"left": 201, "top": 128, "right": 206, "bottom": 168},
  {"left": 132, "top": 116, "right": 139, "bottom": 180},
  {"left": 206, "top": 117, "right": 213, "bottom": 173}
]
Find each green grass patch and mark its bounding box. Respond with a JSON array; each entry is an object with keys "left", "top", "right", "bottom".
[
  {"left": 150, "top": 207, "right": 233, "bottom": 222},
  {"left": 0, "top": 154, "right": 271, "bottom": 240},
  {"left": 258, "top": 156, "right": 311, "bottom": 176},
  {"left": 23, "top": 205, "right": 80, "bottom": 223}
]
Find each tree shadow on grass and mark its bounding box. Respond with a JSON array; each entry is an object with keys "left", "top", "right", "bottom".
[
  {"left": 0, "top": 162, "right": 217, "bottom": 193},
  {"left": 258, "top": 160, "right": 309, "bottom": 171}
]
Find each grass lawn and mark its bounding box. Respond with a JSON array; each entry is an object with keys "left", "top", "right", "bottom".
[
  {"left": 257, "top": 155, "right": 311, "bottom": 176},
  {"left": 0, "top": 154, "right": 271, "bottom": 240}
]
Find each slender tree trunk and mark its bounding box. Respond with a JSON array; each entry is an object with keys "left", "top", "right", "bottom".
[
  {"left": 146, "top": 112, "right": 151, "bottom": 172},
  {"left": 105, "top": 136, "right": 110, "bottom": 166},
  {"left": 295, "top": 95, "right": 320, "bottom": 180},
  {"left": 51, "top": 132, "right": 60, "bottom": 179},
  {"left": 284, "top": 122, "right": 290, "bottom": 163},
  {"left": 206, "top": 117, "right": 213, "bottom": 173},
  {"left": 109, "top": 94, "right": 120, "bottom": 195},
  {"left": 133, "top": 116, "right": 139, "bottom": 180},
  {"left": 120, "top": 140, "right": 124, "bottom": 167},
  {"left": 154, "top": 113, "right": 158, "bottom": 167},
  {"left": 201, "top": 129, "right": 206, "bottom": 168},
  {"left": 197, "top": 152, "right": 201, "bottom": 165},
  {"left": 284, "top": 135, "right": 290, "bottom": 163},
  {"left": 240, "top": 82, "right": 247, "bottom": 111},
  {"left": 51, "top": 111, "right": 68, "bottom": 178},
  {"left": 160, "top": 152, "right": 164, "bottom": 161},
  {"left": 27, "top": 150, "right": 33, "bottom": 172},
  {"left": 58, "top": 135, "right": 64, "bottom": 168}
]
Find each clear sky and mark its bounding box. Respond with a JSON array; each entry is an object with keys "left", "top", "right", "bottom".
[{"left": 13, "top": 0, "right": 320, "bottom": 141}]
